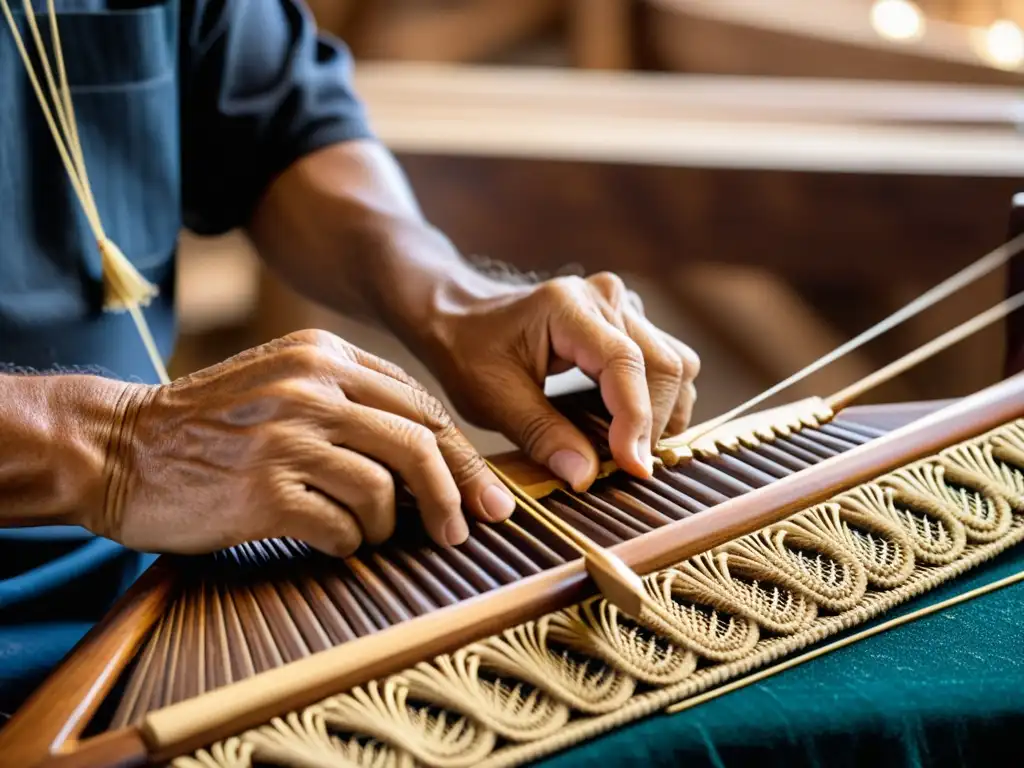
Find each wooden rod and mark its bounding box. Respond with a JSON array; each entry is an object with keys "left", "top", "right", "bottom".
[
  {"left": 677, "top": 232, "right": 1024, "bottom": 450},
  {"left": 827, "top": 290, "right": 1024, "bottom": 411},
  {"left": 138, "top": 372, "right": 1024, "bottom": 764},
  {"left": 489, "top": 459, "right": 647, "bottom": 616}
]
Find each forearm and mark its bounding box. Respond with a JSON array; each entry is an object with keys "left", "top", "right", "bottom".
[
  {"left": 247, "top": 140, "right": 508, "bottom": 350},
  {"left": 0, "top": 373, "right": 127, "bottom": 529}
]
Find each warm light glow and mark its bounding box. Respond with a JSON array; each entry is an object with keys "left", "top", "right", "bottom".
[
  {"left": 980, "top": 19, "right": 1024, "bottom": 70},
  {"left": 870, "top": 0, "right": 924, "bottom": 42}
]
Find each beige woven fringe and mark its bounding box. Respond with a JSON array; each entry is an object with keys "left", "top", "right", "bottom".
[{"left": 171, "top": 418, "right": 1024, "bottom": 768}]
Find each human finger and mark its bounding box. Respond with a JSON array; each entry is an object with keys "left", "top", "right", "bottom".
[
  {"left": 622, "top": 309, "right": 686, "bottom": 447},
  {"left": 277, "top": 483, "right": 364, "bottom": 558},
  {"left": 319, "top": 358, "right": 516, "bottom": 527},
  {"left": 478, "top": 362, "right": 602, "bottom": 491},
  {"left": 292, "top": 442, "right": 397, "bottom": 546},
  {"left": 320, "top": 402, "right": 469, "bottom": 547},
  {"left": 546, "top": 292, "right": 653, "bottom": 476},
  {"left": 658, "top": 331, "right": 701, "bottom": 435}
]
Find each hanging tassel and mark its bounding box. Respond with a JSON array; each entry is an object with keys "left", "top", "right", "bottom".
[
  {"left": 1, "top": 0, "right": 170, "bottom": 383},
  {"left": 97, "top": 236, "right": 161, "bottom": 312}
]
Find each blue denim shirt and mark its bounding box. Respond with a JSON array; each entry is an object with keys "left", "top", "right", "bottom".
[{"left": 0, "top": 0, "right": 372, "bottom": 712}]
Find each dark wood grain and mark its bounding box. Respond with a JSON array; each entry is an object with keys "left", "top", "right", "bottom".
[
  {"left": 0, "top": 562, "right": 175, "bottom": 768},
  {"left": 399, "top": 155, "right": 1019, "bottom": 285}
]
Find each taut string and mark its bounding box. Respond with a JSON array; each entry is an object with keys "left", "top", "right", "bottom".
[
  {"left": 1, "top": 0, "right": 170, "bottom": 384},
  {"left": 487, "top": 459, "right": 648, "bottom": 616},
  {"left": 673, "top": 232, "right": 1024, "bottom": 448},
  {"left": 826, "top": 289, "right": 1024, "bottom": 410}
]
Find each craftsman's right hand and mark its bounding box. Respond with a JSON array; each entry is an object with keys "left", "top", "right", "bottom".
[{"left": 90, "top": 329, "right": 516, "bottom": 556}]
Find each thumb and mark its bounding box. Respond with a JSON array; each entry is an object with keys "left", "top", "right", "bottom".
[{"left": 484, "top": 364, "right": 601, "bottom": 491}]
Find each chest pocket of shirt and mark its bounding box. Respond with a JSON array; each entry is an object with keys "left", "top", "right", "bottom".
[{"left": 0, "top": 1, "right": 180, "bottom": 326}]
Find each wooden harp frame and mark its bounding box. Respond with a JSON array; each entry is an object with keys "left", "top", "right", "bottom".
[{"left": 4, "top": 367, "right": 1024, "bottom": 768}]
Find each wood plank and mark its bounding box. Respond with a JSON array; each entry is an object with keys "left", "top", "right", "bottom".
[
  {"left": 644, "top": 0, "right": 1024, "bottom": 84},
  {"left": 352, "top": 63, "right": 1024, "bottom": 174},
  {"left": 344, "top": 0, "right": 561, "bottom": 62},
  {"left": 569, "top": 0, "right": 634, "bottom": 69}
]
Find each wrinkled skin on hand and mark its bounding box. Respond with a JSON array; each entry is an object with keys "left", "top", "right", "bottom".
[
  {"left": 414, "top": 271, "right": 701, "bottom": 492},
  {"left": 97, "top": 329, "right": 516, "bottom": 556}
]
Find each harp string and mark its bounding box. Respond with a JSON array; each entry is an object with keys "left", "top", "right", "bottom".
[
  {"left": 677, "top": 231, "right": 1024, "bottom": 448},
  {"left": 826, "top": 289, "right": 1024, "bottom": 410}
]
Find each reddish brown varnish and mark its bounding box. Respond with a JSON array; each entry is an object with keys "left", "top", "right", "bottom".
[
  {"left": 0, "top": 563, "right": 175, "bottom": 768},
  {"left": 9, "top": 373, "right": 1024, "bottom": 767}
]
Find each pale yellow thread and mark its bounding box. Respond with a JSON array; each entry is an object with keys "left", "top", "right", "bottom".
[
  {"left": 664, "top": 566, "right": 1024, "bottom": 716},
  {"left": 0, "top": 1, "right": 169, "bottom": 384}
]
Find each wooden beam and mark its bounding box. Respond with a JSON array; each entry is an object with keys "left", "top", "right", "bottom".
[
  {"left": 643, "top": 0, "right": 1024, "bottom": 82},
  {"left": 569, "top": 0, "right": 634, "bottom": 69},
  {"left": 343, "top": 0, "right": 562, "bottom": 63},
  {"left": 352, "top": 63, "right": 1024, "bottom": 176}
]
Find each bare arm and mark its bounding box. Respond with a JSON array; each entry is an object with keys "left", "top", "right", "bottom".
[
  {"left": 0, "top": 374, "right": 127, "bottom": 529},
  {"left": 246, "top": 140, "right": 700, "bottom": 489},
  {"left": 246, "top": 139, "right": 472, "bottom": 334}
]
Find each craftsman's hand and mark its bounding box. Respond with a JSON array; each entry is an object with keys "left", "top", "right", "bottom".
[
  {"left": 246, "top": 140, "right": 698, "bottom": 491},
  {"left": 91, "top": 330, "right": 514, "bottom": 556},
  {"left": 411, "top": 271, "right": 700, "bottom": 491}
]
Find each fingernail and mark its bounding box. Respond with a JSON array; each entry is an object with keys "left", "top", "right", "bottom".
[
  {"left": 636, "top": 437, "right": 654, "bottom": 476},
  {"left": 549, "top": 450, "right": 590, "bottom": 490},
  {"left": 482, "top": 484, "right": 516, "bottom": 522},
  {"left": 445, "top": 516, "right": 469, "bottom": 546}
]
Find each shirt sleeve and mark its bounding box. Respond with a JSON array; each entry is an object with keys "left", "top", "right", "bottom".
[{"left": 178, "top": 0, "right": 375, "bottom": 236}]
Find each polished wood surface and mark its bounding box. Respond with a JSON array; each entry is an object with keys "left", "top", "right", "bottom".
[
  {"left": 39, "top": 730, "right": 147, "bottom": 768},
  {"left": 123, "top": 376, "right": 1024, "bottom": 761},
  {"left": 0, "top": 563, "right": 176, "bottom": 768},
  {"left": 10, "top": 382, "right": 1023, "bottom": 767}
]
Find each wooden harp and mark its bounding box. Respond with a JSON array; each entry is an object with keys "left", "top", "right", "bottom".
[{"left": 2, "top": 193, "right": 1024, "bottom": 768}]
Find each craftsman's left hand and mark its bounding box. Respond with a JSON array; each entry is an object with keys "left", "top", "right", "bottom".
[{"left": 413, "top": 271, "right": 700, "bottom": 491}]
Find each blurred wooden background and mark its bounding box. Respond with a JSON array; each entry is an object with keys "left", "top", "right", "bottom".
[{"left": 172, "top": 0, "right": 1024, "bottom": 454}]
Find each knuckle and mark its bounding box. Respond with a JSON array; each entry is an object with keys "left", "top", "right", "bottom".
[
  {"left": 284, "top": 343, "right": 329, "bottom": 375},
  {"left": 402, "top": 422, "right": 439, "bottom": 463},
  {"left": 284, "top": 328, "right": 336, "bottom": 348},
  {"left": 360, "top": 463, "right": 395, "bottom": 507},
  {"left": 610, "top": 339, "right": 647, "bottom": 376},
  {"left": 449, "top": 450, "right": 486, "bottom": 489},
  {"left": 414, "top": 391, "right": 454, "bottom": 434},
  {"left": 588, "top": 271, "right": 627, "bottom": 299},
  {"left": 650, "top": 345, "right": 685, "bottom": 382},
  {"left": 267, "top": 378, "right": 330, "bottom": 411},
  {"left": 516, "top": 410, "right": 561, "bottom": 454},
  {"left": 538, "top": 275, "right": 585, "bottom": 304}
]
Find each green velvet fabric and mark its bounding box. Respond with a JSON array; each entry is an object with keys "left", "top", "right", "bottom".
[{"left": 536, "top": 544, "right": 1024, "bottom": 768}]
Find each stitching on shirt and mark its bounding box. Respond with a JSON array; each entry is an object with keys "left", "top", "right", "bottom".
[{"left": 69, "top": 71, "right": 173, "bottom": 95}]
